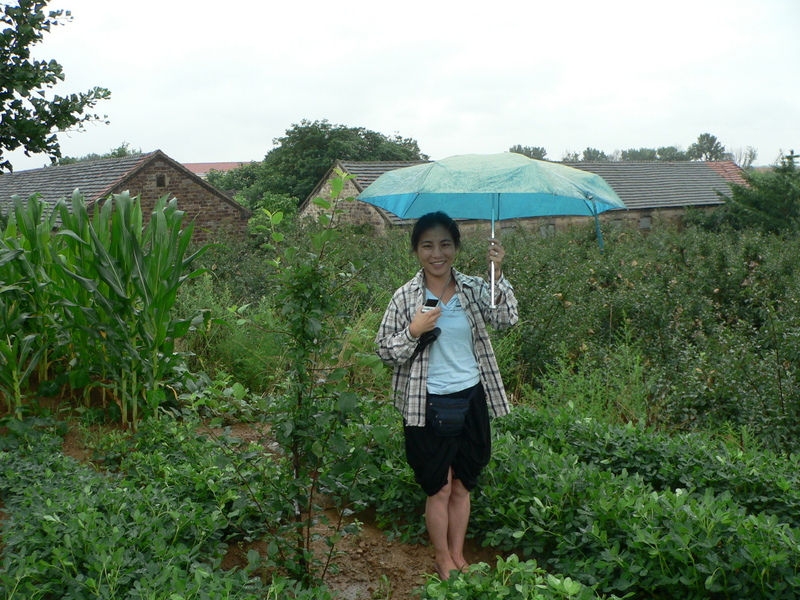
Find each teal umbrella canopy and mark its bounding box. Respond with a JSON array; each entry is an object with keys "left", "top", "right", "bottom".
[{"left": 357, "top": 152, "right": 627, "bottom": 221}]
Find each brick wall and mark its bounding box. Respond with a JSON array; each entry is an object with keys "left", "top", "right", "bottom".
[{"left": 111, "top": 159, "right": 249, "bottom": 243}]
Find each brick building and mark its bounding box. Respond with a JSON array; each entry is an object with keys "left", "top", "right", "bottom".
[{"left": 0, "top": 150, "right": 251, "bottom": 242}]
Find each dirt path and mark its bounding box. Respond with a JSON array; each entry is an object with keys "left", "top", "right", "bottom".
[{"left": 323, "top": 515, "right": 499, "bottom": 600}]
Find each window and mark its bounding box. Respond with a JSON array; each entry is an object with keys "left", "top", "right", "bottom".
[
  {"left": 639, "top": 216, "right": 652, "bottom": 230},
  {"left": 156, "top": 174, "right": 166, "bottom": 187}
]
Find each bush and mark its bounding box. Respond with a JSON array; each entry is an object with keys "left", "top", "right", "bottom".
[
  {"left": 0, "top": 418, "right": 265, "bottom": 599},
  {"left": 470, "top": 406, "right": 800, "bottom": 599}
]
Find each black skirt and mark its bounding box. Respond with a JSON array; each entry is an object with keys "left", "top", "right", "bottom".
[{"left": 403, "top": 382, "right": 491, "bottom": 496}]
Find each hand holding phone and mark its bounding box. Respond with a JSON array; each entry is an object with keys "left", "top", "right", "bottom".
[
  {"left": 421, "top": 298, "right": 439, "bottom": 313},
  {"left": 410, "top": 298, "right": 441, "bottom": 338}
]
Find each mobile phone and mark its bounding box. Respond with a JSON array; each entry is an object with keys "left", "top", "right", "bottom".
[{"left": 421, "top": 298, "right": 439, "bottom": 313}]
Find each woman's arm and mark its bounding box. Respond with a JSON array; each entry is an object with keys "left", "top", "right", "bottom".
[{"left": 375, "top": 295, "right": 418, "bottom": 367}]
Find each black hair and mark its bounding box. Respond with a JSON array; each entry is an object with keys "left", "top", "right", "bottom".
[{"left": 411, "top": 212, "right": 461, "bottom": 251}]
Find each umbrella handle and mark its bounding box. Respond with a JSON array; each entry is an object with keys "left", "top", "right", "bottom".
[
  {"left": 490, "top": 262, "right": 496, "bottom": 309},
  {"left": 490, "top": 218, "right": 496, "bottom": 309}
]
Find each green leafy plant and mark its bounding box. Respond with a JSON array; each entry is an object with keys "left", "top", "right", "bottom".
[
  {"left": 0, "top": 191, "right": 211, "bottom": 427},
  {"left": 0, "top": 418, "right": 265, "bottom": 599},
  {"left": 420, "top": 555, "right": 623, "bottom": 599}
]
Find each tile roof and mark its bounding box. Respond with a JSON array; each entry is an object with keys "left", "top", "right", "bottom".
[
  {"left": 0, "top": 150, "right": 251, "bottom": 225},
  {"left": 563, "top": 161, "right": 741, "bottom": 211},
  {"left": 338, "top": 160, "right": 429, "bottom": 191},
  {"left": 0, "top": 153, "right": 150, "bottom": 213},
  {"left": 706, "top": 161, "right": 748, "bottom": 185},
  {"left": 335, "top": 159, "right": 744, "bottom": 221},
  {"left": 183, "top": 162, "right": 252, "bottom": 177}
]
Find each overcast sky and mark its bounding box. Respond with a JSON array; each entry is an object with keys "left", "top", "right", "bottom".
[{"left": 5, "top": 0, "right": 799, "bottom": 170}]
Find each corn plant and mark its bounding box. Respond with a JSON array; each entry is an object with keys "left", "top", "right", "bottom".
[
  {"left": 0, "top": 196, "right": 59, "bottom": 410},
  {"left": 53, "top": 191, "right": 211, "bottom": 426},
  {"left": 0, "top": 191, "right": 210, "bottom": 427},
  {"left": 0, "top": 291, "right": 44, "bottom": 414}
]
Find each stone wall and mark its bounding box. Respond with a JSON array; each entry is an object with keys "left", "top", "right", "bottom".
[
  {"left": 111, "top": 159, "right": 250, "bottom": 243},
  {"left": 301, "top": 177, "right": 387, "bottom": 231}
]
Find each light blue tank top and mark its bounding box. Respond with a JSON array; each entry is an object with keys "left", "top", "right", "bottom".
[{"left": 425, "top": 290, "right": 481, "bottom": 394}]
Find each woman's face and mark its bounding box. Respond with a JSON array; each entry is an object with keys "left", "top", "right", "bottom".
[{"left": 414, "top": 225, "right": 456, "bottom": 281}]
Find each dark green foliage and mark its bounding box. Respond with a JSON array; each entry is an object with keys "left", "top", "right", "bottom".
[
  {"left": 656, "top": 145, "right": 689, "bottom": 161},
  {"left": 206, "top": 161, "right": 298, "bottom": 214},
  {"left": 581, "top": 148, "right": 611, "bottom": 162},
  {"left": 341, "top": 402, "right": 800, "bottom": 598},
  {"left": 0, "top": 0, "right": 110, "bottom": 171},
  {"left": 473, "top": 407, "right": 800, "bottom": 599},
  {"left": 620, "top": 148, "right": 658, "bottom": 161},
  {"left": 206, "top": 119, "right": 427, "bottom": 209},
  {"left": 212, "top": 173, "right": 399, "bottom": 585},
  {"left": 421, "top": 555, "right": 623, "bottom": 599},
  {"left": 5, "top": 195, "right": 800, "bottom": 597},
  {"left": 56, "top": 142, "right": 141, "bottom": 165},
  {"left": 687, "top": 133, "right": 727, "bottom": 161},
  {"left": 0, "top": 418, "right": 266, "bottom": 599},
  {"left": 183, "top": 215, "right": 800, "bottom": 453},
  {"left": 495, "top": 223, "right": 800, "bottom": 453},
  {"left": 714, "top": 151, "right": 800, "bottom": 233},
  {"left": 509, "top": 145, "right": 547, "bottom": 160}
]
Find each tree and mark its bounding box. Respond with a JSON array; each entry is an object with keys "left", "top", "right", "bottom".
[
  {"left": 687, "top": 133, "right": 727, "bottom": 161},
  {"left": 581, "top": 147, "right": 610, "bottom": 162},
  {"left": 209, "top": 120, "right": 427, "bottom": 211},
  {"left": 57, "top": 142, "right": 141, "bottom": 165},
  {"left": 718, "top": 150, "right": 800, "bottom": 233},
  {"left": 657, "top": 146, "right": 689, "bottom": 161},
  {"left": 0, "top": 0, "right": 110, "bottom": 172},
  {"left": 263, "top": 119, "right": 427, "bottom": 201},
  {"left": 621, "top": 148, "right": 658, "bottom": 161},
  {"left": 509, "top": 144, "right": 547, "bottom": 160},
  {"left": 730, "top": 146, "right": 758, "bottom": 170}
]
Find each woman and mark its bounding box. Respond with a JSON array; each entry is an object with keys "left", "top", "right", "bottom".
[{"left": 375, "top": 211, "right": 518, "bottom": 579}]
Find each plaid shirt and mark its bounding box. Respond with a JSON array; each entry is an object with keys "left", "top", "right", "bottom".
[{"left": 376, "top": 268, "right": 519, "bottom": 427}]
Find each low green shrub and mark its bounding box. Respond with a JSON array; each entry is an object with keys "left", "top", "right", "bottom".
[
  {"left": 420, "top": 555, "right": 624, "bottom": 600},
  {"left": 90, "top": 416, "right": 287, "bottom": 544},
  {"left": 495, "top": 407, "right": 800, "bottom": 528},
  {"left": 0, "top": 418, "right": 264, "bottom": 599},
  {"left": 325, "top": 395, "right": 428, "bottom": 543},
  {"left": 470, "top": 407, "right": 800, "bottom": 599}
]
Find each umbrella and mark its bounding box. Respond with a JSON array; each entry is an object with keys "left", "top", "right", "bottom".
[{"left": 357, "top": 152, "right": 627, "bottom": 306}]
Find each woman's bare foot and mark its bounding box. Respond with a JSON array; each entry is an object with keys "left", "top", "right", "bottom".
[{"left": 433, "top": 558, "right": 460, "bottom": 580}]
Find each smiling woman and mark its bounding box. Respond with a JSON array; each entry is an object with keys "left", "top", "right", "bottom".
[{"left": 375, "top": 211, "right": 518, "bottom": 581}]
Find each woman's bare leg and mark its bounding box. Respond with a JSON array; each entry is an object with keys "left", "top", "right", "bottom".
[
  {"left": 447, "top": 476, "right": 471, "bottom": 569},
  {"left": 426, "top": 470, "right": 458, "bottom": 577},
  {"left": 426, "top": 468, "right": 471, "bottom": 578}
]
